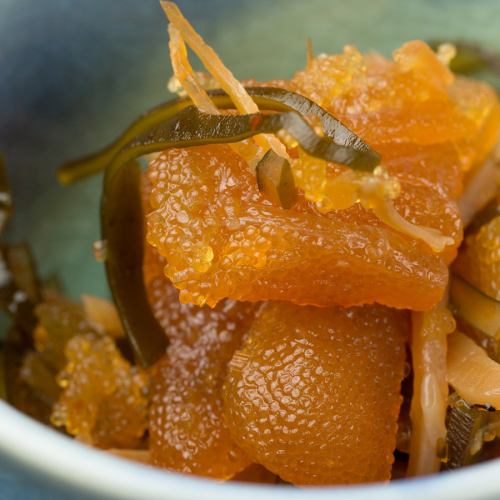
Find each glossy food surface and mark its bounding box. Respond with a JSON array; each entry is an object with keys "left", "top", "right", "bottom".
[
  {"left": 454, "top": 213, "right": 500, "bottom": 301},
  {"left": 143, "top": 182, "right": 255, "bottom": 478},
  {"left": 146, "top": 41, "right": 499, "bottom": 311},
  {"left": 34, "top": 298, "right": 149, "bottom": 449},
  {"left": 222, "top": 302, "right": 408, "bottom": 485}
]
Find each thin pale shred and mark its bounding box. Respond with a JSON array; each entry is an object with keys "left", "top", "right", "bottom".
[
  {"left": 168, "top": 24, "right": 218, "bottom": 114},
  {"left": 458, "top": 157, "right": 499, "bottom": 227},
  {"left": 161, "top": 0, "right": 287, "bottom": 159},
  {"left": 108, "top": 448, "right": 151, "bottom": 465},
  {"left": 454, "top": 214, "right": 500, "bottom": 301},
  {"left": 408, "top": 299, "right": 456, "bottom": 476},
  {"left": 81, "top": 295, "right": 123, "bottom": 338}
]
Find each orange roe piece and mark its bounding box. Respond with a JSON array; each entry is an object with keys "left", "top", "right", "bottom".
[
  {"left": 52, "top": 332, "right": 149, "bottom": 449},
  {"left": 292, "top": 42, "right": 499, "bottom": 164},
  {"left": 17, "top": 298, "right": 99, "bottom": 423},
  {"left": 30, "top": 297, "right": 148, "bottom": 449},
  {"left": 149, "top": 351, "right": 251, "bottom": 478},
  {"left": 7, "top": 328, "right": 56, "bottom": 424},
  {"left": 290, "top": 42, "right": 499, "bottom": 258},
  {"left": 222, "top": 302, "right": 408, "bottom": 485},
  {"left": 454, "top": 212, "right": 500, "bottom": 301},
  {"left": 148, "top": 145, "right": 447, "bottom": 310},
  {"left": 143, "top": 179, "right": 255, "bottom": 479},
  {"left": 12, "top": 299, "right": 99, "bottom": 424},
  {"left": 146, "top": 41, "right": 499, "bottom": 311}
]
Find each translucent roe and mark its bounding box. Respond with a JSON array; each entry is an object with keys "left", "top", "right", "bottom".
[
  {"left": 222, "top": 302, "right": 409, "bottom": 485},
  {"left": 143, "top": 179, "right": 255, "bottom": 478}
]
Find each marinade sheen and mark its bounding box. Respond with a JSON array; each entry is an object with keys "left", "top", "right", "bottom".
[
  {"left": 146, "top": 41, "right": 500, "bottom": 310},
  {"left": 222, "top": 302, "right": 408, "bottom": 484},
  {"left": 142, "top": 178, "right": 256, "bottom": 478},
  {"left": 58, "top": 87, "right": 380, "bottom": 185}
]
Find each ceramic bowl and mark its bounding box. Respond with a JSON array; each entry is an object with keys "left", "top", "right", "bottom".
[{"left": 1, "top": 0, "right": 499, "bottom": 498}]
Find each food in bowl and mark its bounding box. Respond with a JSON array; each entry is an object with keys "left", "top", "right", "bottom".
[{"left": 1, "top": 0, "right": 500, "bottom": 486}]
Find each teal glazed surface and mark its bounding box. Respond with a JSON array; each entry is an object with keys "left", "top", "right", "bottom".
[{"left": 1, "top": 0, "right": 500, "bottom": 499}]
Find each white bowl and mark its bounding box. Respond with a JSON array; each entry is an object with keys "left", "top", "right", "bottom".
[{"left": 1, "top": 401, "right": 500, "bottom": 500}]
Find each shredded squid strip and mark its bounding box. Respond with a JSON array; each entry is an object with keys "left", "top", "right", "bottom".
[{"left": 408, "top": 296, "right": 456, "bottom": 476}]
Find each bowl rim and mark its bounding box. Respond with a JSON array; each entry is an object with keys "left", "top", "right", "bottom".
[{"left": 1, "top": 401, "right": 500, "bottom": 500}]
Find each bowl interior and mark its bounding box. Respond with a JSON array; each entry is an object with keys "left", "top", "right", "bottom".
[{"left": 1, "top": 0, "right": 500, "bottom": 498}]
